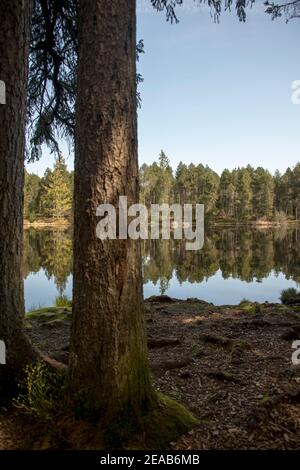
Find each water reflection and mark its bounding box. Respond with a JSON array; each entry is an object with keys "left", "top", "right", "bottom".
[{"left": 23, "top": 226, "right": 300, "bottom": 310}]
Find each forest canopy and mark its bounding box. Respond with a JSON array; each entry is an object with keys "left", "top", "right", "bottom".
[{"left": 25, "top": 152, "right": 300, "bottom": 222}]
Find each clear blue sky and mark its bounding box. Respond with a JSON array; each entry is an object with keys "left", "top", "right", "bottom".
[{"left": 26, "top": 1, "right": 300, "bottom": 176}]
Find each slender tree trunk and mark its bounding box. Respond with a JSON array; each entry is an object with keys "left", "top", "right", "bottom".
[
  {"left": 0, "top": 0, "right": 37, "bottom": 393},
  {"left": 69, "top": 0, "right": 155, "bottom": 429}
]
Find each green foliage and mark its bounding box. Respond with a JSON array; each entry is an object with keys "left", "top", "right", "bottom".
[
  {"left": 24, "top": 171, "right": 41, "bottom": 220},
  {"left": 24, "top": 156, "right": 73, "bottom": 221},
  {"left": 140, "top": 156, "right": 300, "bottom": 222},
  {"left": 54, "top": 295, "right": 72, "bottom": 307},
  {"left": 239, "top": 298, "right": 251, "bottom": 305},
  {"left": 39, "top": 157, "right": 73, "bottom": 219},
  {"left": 27, "top": 0, "right": 299, "bottom": 160},
  {"left": 28, "top": 1, "right": 145, "bottom": 160},
  {"left": 25, "top": 155, "right": 300, "bottom": 225},
  {"left": 27, "top": 0, "right": 78, "bottom": 160},
  {"left": 280, "top": 288, "right": 300, "bottom": 304},
  {"left": 239, "top": 301, "right": 256, "bottom": 313},
  {"left": 13, "top": 362, "right": 65, "bottom": 420}
]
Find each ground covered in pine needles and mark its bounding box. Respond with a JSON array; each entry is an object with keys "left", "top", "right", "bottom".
[{"left": 1, "top": 296, "right": 300, "bottom": 449}]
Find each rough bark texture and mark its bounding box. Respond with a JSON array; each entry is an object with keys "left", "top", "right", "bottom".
[
  {"left": 0, "top": 0, "right": 37, "bottom": 393},
  {"left": 69, "top": 0, "right": 155, "bottom": 429}
]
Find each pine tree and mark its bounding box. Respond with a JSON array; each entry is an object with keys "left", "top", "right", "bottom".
[
  {"left": 39, "top": 156, "right": 72, "bottom": 219},
  {"left": 236, "top": 168, "right": 252, "bottom": 220},
  {"left": 24, "top": 170, "right": 41, "bottom": 221}
]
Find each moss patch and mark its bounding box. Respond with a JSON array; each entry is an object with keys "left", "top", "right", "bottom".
[
  {"left": 200, "top": 333, "right": 251, "bottom": 352},
  {"left": 239, "top": 302, "right": 256, "bottom": 313},
  {"left": 291, "top": 306, "right": 300, "bottom": 312},
  {"left": 127, "top": 393, "right": 198, "bottom": 449},
  {"left": 26, "top": 307, "right": 71, "bottom": 322}
]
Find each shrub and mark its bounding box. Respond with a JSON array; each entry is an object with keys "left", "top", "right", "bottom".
[
  {"left": 280, "top": 288, "right": 300, "bottom": 305},
  {"left": 14, "top": 362, "right": 65, "bottom": 420},
  {"left": 54, "top": 295, "right": 72, "bottom": 308}
]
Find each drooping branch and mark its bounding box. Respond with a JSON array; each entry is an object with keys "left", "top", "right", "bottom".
[
  {"left": 150, "top": 0, "right": 255, "bottom": 23},
  {"left": 27, "top": 0, "right": 78, "bottom": 161},
  {"left": 27, "top": 0, "right": 145, "bottom": 160},
  {"left": 264, "top": 0, "right": 300, "bottom": 20},
  {"left": 27, "top": 0, "right": 298, "bottom": 161}
]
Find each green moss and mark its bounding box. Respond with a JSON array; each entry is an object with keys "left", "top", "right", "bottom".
[
  {"left": 291, "top": 306, "right": 300, "bottom": 312},
  {"left": 200, "top": 333, "right": 251, "bottom": 352},
  {"left": 276, "top": 304, "right": 290, "bottom": 311},
  {"left": 126, "top": 393, "right": 198, "bottom": 450},
  {"left": 239, "top": 302, "right": 256, "bottom": 313},
  {"left": 26, "top": 307, "right": 60, "bottom": 316},
  {"left": 186, "top": 298, "right": 210, "bottom": 305},
  {"left": 15, "top": 364, "right": 197, "bottom": 450},
  {"left": 26, "top": 307, "right": 71, "bottom": 322},
  {"left": 259, "top": 393, "right": 270, "bottom": 405}
]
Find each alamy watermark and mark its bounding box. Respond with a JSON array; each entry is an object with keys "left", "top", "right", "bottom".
[
  {"left": 0, "top": 340, "right": 6, "bottom": 364},
  {"left": 291, "top": 80, "right": 300, "bottom": 105},
  {"left": 96, "top": 197, "right": 204, "bottom": 251},
  {"left": 292, "top": 340, "right": 300, "bottom": 366},
  {"left": 0, "top": 80, "right": 6, "bottom": 104}
]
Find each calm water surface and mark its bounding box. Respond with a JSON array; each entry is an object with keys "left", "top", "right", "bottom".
[{"left": 23, "top": 226, "right": 300, "bottom": 311}]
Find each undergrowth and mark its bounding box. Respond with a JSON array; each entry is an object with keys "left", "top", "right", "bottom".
[{"left": 13, "top": 362, "right": 65, "bottom": 421}]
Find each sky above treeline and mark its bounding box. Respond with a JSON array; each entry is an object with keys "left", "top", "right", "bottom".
[{"left": 26, "top": 0, "right": 300, "bottom": 176}]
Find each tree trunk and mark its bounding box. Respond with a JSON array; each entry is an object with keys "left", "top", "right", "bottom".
[
  {"left": 69, "top": 0, "right": 155, "bottom": 430},
  {"left": 0, "top": 0, "right": 37, "bottom": 393}
]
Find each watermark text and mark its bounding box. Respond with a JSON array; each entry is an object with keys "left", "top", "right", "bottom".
[{"left": 96, "top": 197, "right": 204, "bottom": 251}]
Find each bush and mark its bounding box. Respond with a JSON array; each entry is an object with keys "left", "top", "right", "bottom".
[
  {"left": 54, "top": 295, "right": 72, "bottom": 308},
  {"left": 239, "top": 298, "right": 251, "bottom": 305},
  {"left": 14, "top": 362, "right": 65, "bottom": 420},
  {"left": 280, "top": 288, "right": 300, "bottom": 305}
]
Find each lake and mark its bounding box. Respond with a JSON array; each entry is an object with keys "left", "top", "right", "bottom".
[{"left": 23, "top": 226, "right": 300, "bottom": 311}]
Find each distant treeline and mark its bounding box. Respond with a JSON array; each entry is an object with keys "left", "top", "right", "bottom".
[
  {"left": 25, "top": 152, "right": 300, "bottom": 222},
  {"left": 140, "top": 151, "right": 300, "bottom": 222}
]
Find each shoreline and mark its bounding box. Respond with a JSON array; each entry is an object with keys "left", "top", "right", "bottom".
[
  {"left": 24, "top": 219, "right": 71, "bottom": 229},
  {"left": 24, "top": 218, "right": 300, "bottom": 230}
]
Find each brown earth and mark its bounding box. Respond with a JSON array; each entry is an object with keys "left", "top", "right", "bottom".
[{"left": 1, "top": 297, "right": 300, "bottom": 449}]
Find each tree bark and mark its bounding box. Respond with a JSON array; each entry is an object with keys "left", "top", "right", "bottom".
[
  {"left": 0, "top": 0, "right": 37, "bottom": 393},
  {"left": 69, "top": 0, "right": 155, "bottom": 429}
]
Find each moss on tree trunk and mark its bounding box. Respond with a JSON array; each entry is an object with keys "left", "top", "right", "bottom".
[{"left": 68, "top": 0, "right": 197, "bottom": 445}]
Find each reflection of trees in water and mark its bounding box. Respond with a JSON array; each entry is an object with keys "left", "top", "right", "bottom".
[
  {"left": 23, "top": 227, "right": 300, "bottom": 294},
  {"left": 23, "top": 228, "right": 73, "bottom": 294},
  {"left": 142, "top": 228, "right": 300, "bottom": 287},
  {"left": 274, "top": 228, "right": 300, "bottom": 284}
]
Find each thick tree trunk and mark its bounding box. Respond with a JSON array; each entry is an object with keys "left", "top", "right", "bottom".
[
  {"left": 69, "top": 0, "right": 155, "bottom": 429},
  {"left": 0, "top": 0, "right": 37, "bottom": 393}
]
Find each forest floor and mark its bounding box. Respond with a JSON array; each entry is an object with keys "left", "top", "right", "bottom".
[{"left": 1, "top": 296, "right": 300, "bottom": 449}]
